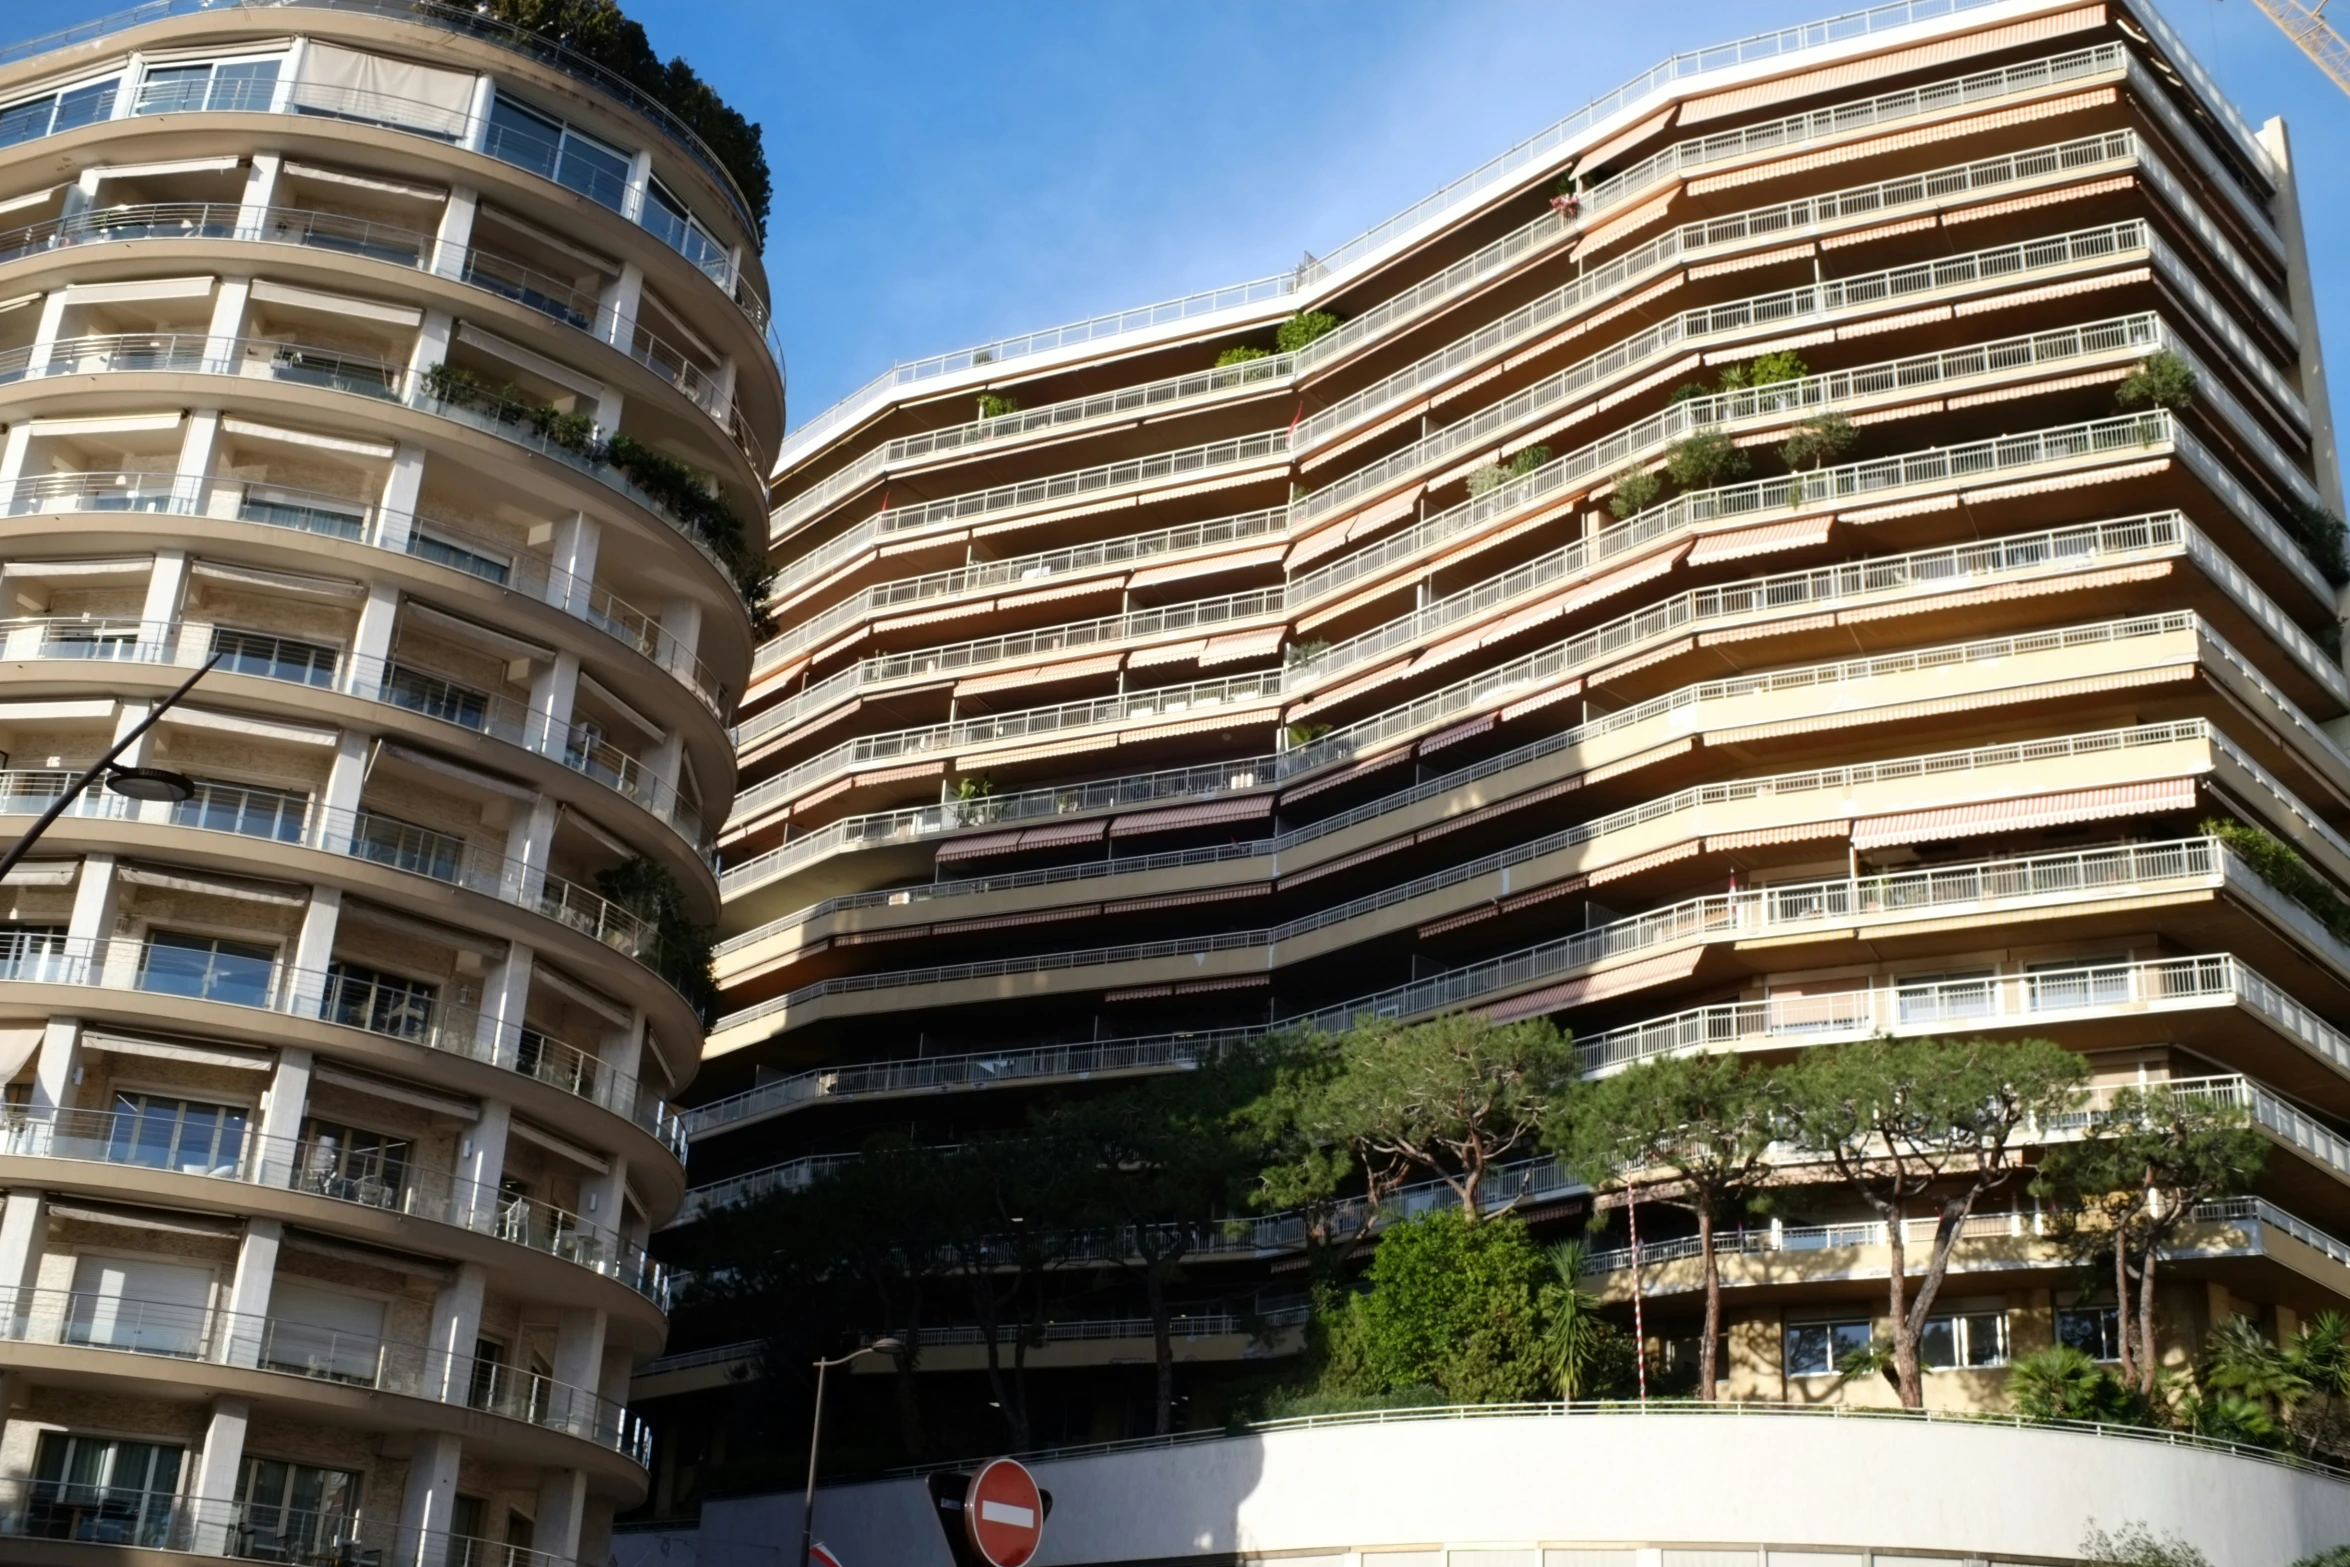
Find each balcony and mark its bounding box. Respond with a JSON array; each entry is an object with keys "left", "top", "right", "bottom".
[
  {"left": 0, "top": 1104, "right": 665, "bottom": 1306},
  {"left": 0, "top": 1286, "right": 644, "bottom": 1458}
]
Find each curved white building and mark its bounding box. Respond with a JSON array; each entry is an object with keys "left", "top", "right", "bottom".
[{"left": 0, "top": 5, "right": 775, "bottom": 1567}]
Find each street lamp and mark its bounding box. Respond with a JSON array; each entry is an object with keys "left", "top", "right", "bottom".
[
  {"left": 0, "top": 654, "right": 218, "bottom": 885},
  {"left": 797, "top": 1335, "right": 903, "bottom": 1567}
]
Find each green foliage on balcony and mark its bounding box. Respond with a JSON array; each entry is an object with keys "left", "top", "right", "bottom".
[
  {"left": 1276, "top": 310, "right": 1344, "bottom": 354},
  {"left": 1606, "top": 464, "right": 1662, "bottom": 519},
  {"left": 1743, "top": 350, "right": 1810, "bottom": 387},
  {"left": 2286, "top": 498, "right": 2350, "bottom": 585},
  {"left": 2115, "top": 348, "right": 2199, "bottom": 413},
  {"left": 1466, "top": 445, "right": 1554, "bottom": 498},
  {"left": 480, "top": 0, "right": 773, "bottom": 229},
  {"left": 595, "top": 855, "right": 716, "bottom": 1019},
  {"left": 2203, "top": 815, "right": 2350, "bottom": 941},
  {"left": 1777, "top": 410, "right": 1859, "bottom": 474},
  {"left": 975, "top": 393, "right": 1021, "bottom": 420},
  {"left": 1664, "top": 427, "right": 1750, "bottom": 488},
  {"left": 1214, "top": 345, "right": 1273, "bottom": 366}
]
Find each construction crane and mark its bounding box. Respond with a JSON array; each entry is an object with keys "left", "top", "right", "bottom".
[{"left": 2246, "top": 0, "right": 2350, "bottom": 96}]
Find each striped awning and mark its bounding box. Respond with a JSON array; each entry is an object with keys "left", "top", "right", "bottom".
[
  {"left": 1110, "top": 795, "right": 1273, "bottom": 838},
  {"left": 1708, "top": 820, "right": 1850, "bottom": 852},
  {"left": 955, "top": 652, "right": 1123, "bottom": 698},
  {"left": 935, "top": 830, "right": 1026, "bottom": 863},
  {"left": 1200, "top": 626, "right": 1287, "bottom": 666},
  {"left": 1485, "top": 948, "right": 1705, "bottom": 1024},
  {"left": 1589, "top": 838, "right": 1701, "bottom": 886},
  {"left": 1687, "top": 515, "right": 1834, "bottom": 566},
  {"left": 1019, "top": 819, "right": 1108, "bottom": 849},
  {"left": 1852, "top": 778, "right": 2198, "bottom": 850}
]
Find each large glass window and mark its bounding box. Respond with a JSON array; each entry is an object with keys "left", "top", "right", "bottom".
[
  {"left": 174, "top": 780, "right": 310, "bottom": 844},
  {"left": 237, "top": 490, "right": 367, "bottom": 540},
  {"left": 2027, "top": 956, "right": 2135, "bottom": 1012},
  {"left": 235, "top": 1458, "right": 361, "bottom": 1563},
  {"left": 105, "top": 1092, "right": 250, "bottom": 1176},
  {"left": 643, "top": 179, "right": 729, "bottom": 279},
  {"left": 382, "top": 663, "right": 492, "bottom": 730},
  {"left": 137, "top": 931, "right": 279, "bottom": 1008},
  {"left": 1894, "top": 968, "right": 1995, "bottom": 1026},
  {"left": 296, "top": 1118, "right": 412, "bottom": 1209},
  {"left": 1921, "top": 1311, "right": 2010, "bottom": 1370},
  {"left": 2059, "top": 1305, "right": 2123, "bottom": 1361},
  {"left": 134, "top": 59, "right": 280, "bottom": 116},
  {"left": 0, "top": 78, "right": 119, "bottom": 149},
  {"left": 323, "top": 959, "right": 439, "bottom": 1042},
  {"left": 209, "top": 627, "right": 339, "bottom": 688},
  {"left": 350, "top": 811, "right": 466, "bottom": 883},
  {"left": 27, "top": 1434, "right": 183, "bottom": 1547},
  {"left": 483, "top": 93, "right": 628, "bottom": 212},
  {"left": 410, "top": 531, "right": 512, "bottom": 587},
  {"left": 0, "top": 924, "right": 68, "bottom": 980},
  {"left": 1783, "top": 1318, "right": 1874, "bottom": 1377}
]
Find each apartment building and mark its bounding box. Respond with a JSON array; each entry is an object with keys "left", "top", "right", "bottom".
[
  {"left": 663, "top": 0, "right": 2350, "bottom": 1493},
  {"left": 0, "top": 5, "right": 774, "bottom": 1567}
]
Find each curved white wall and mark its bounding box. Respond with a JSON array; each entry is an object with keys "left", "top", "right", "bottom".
[{"left": 641, "top": 1410, "right": 2350, "bottom": 1567}]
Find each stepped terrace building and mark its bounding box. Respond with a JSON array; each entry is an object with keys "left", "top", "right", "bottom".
[
  {"left": 0, "top": 4, "right": 776, "bottom": 1567},
  {"left": 660, "top": 0, "right": 2350, "bottom": 1493}
]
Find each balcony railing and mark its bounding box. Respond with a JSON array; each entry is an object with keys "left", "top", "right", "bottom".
[
  {"left": 0, "top": 470, "right": 726, "bottom": 714},
  {"left": 0, "top": 1103, "right": 664, "bottom": 1305},
  {"left": 0, "top": 1286, "right": 643, "bottom": 1457},
  {"left": 0, "top": 202, "right": 738, "bottom": 434},
  {"left": 0, "top": 333, "right": 746, "bottom": 592},
  {"left": 0, "top": 763, "right": 659, "bottom": 971}
]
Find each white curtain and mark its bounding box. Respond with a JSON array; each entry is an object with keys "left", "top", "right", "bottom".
[{"left": 293, "top": 44, "right": 477, "bottom": 139}]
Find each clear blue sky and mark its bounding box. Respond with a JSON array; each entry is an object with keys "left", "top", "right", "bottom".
[{"left": 8, "top": 0, "right": 2349, "bottom": 436}]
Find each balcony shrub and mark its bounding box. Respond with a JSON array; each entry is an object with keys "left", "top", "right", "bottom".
[
  {"left": 595, "top": 855, "right": 716, "bottom": 1019},
  {"left": 2203, "top": 814, "right": 2350, "bottom": 941},
  {"left": 1285, "top": 722, "right": 1331, "bottom": 748},
  {"left": 2286, "top": 498, "right": 2350, "bottom": 585},
  {"left": 480, "top": 0, "right": 773, "bottom": 231},
  {"left": 1466, "top": 464, "right": 1510, "bottom": 497},
  {"left": 1285, "top": 640, "right": 1329, "bottom": 668},
  {"left": 1777, "top": 410, "right": 1858, "bottom": 474},
  {"left": 1214, "top": 345, "right": 1272, "bottom": 366},
  {"left": 1276, "top": 310, "right": 1343, "bottom": 354},
  {"left": 975, "top": 393, "right": 1020, "bottom": 420},
  {"left": 1743, "top": 350, "right": 1809, "bottom": 388},
  {"left": 1606, "top": 465, "right": 1662, "bottom": 519},
  {"left": 1665, "top": 428, "right": 1749, "bottom": 489},
  {"left": 2116, "top": 349, "right": 2199, "bottom": 412}
]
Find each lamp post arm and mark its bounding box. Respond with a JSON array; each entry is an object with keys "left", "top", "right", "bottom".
[
  {"left": 797, "top": 1355, "right": 829, "bottom": 1567},
  {"left": 0, "top": 652, "right": 222, "bottom": 886}
]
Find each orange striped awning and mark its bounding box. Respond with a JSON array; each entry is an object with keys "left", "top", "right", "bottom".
[
  {"left": 1851, "top": 778, "right": 2199, "bottom": 851},
  {"left": 935, "top": 830, "right": 1026, "bottom": 862},
  {"left": 1708, "top": 819, "right": 1850, "bottom": 852},
  {"left": 1109, "top": 795, "right": 1273, "bottom": 837},
  {"left": 1019, "top": 819, "right": 1107, "bottom": 849},
  {"left": 1687, "top": 516, "right": 1833, "bottom": 566}
]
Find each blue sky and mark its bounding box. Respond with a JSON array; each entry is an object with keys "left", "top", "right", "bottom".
[{"left": 9, "top": 0, "right": 2350, "bottom": 436}]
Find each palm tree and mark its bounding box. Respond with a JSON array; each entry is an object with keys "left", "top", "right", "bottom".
[{"left": 1538, "top": 1239, "right": 1609, "bottom": 1400}]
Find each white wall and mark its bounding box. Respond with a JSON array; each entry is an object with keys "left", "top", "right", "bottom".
[{"left": 633, "top": 1410, "right": 2350, "bottom": 1567}]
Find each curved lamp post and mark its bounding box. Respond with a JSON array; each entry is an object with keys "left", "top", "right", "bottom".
[
  {"left": 0, "top": 653, "right": 218, "bottom": 883},
  {"left": 798, "top": 1335, "right": 904, "bottom": 1567}
]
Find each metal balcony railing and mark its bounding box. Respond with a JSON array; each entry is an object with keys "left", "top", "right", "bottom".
[
  {"left": 0, "top": 1103, "right": 664, "bottom": 1305},
  {"left": 0, "top": 470, "right": 726, "bottom": 714},
  {"left": 0, "top": 1286, "right": 642, "bottom": 1456}
]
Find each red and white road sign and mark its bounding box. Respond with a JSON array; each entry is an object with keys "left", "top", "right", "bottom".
[
  {"left": 963, "top": 1458, "right": 1045, "bottom": 1567},
  {"left": 810, "top": 1547, "right": 843, "bottom": 1567}
]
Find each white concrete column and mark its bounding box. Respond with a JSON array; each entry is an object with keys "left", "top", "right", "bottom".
[
  {"left": 349, "top": 581, "right": 401, "bottom": 697},
  {"left": 581, "top": 1156, "right": 628, "bottom": 1243},
  {"left": 659, "top": 596, "right": 704, "bottom": 664},
  {"left": 645, "top": 728, "right": 684, "bottom": 803},
  {"left": 592, "top": 383, "right": 624, "bottom": 438},
  {"left": 0, "top": 1190, "right": 46, "bottom": 1315},
  {"left": 712, "top": 354, "right": 739, "bottom": 420},
  {"left": 215, "top": 1218, "right": 281, "bottom": 1367},
  {"left": 233, "top": 153, "right": 281, "bottom": 232},
  {"left": 476, "top": 945, "right": 533, "bottom": 1070},
  {"left": 550, "top": 512, "right": 601, "bottom": 618},
  {"left": 317, "top": 732, "right": 368, "bottom": 860},
  {"left": 425, "top": 1262, "right": 487, "bottom": 1399},
  {"left": 201, "top": 277, "right": 251, "bottom": 370},
  {"left": 602, "top": 263, "right": 644, "bottom": 350},
  {"left": 266, "top": 39, "right": 305, "bottom": 115},
  {"left": 409, "top": 308, "right": 454, "bottom": 380},
  {"left": 0, "top": 422, "right": 31, "bottom": 497},
  {"left": 140, "top": 548, "right": 188, "bottom": 637},
  {"left": 376, "top": 444, "right": 426, "bottom": 556},
  {"left": 621, "top": 149, "right": 652, "bottom": 224},
  {"left": 29, "top": 1020, "right": 78, "bottom": 1117},
  {"left": 398, "top": 1433, "right": 466, "bottom": 1557},
  {"left": 253, "top": 1049, "right": 311, "bottom": 1192},
  {"left": 535, "top": 1470, "right": 588, "bottom": 1562},
  {"left": 28, "top": 290, "right": 70, "bottom": 376},
  {"left": 191, "top": 1397, "right": 250, "bottom": 1541},
  {"left": 461, "top": 75, "right": 494, "bottom": 154},
  {"left": 433, "top": 186, "right": 479, "bottom": 281},
  {"left": 529, "top": 651, "right": 581, "bottom": 757},
  {"left": 288, "top": 889, "right": 341, "bottom": 1019},
  {"left": 107, "top": 56, "right": 144, "bottom": 121},
  {"left": 462, "top": 1100, "right": 511, "bottom": 1197},
  {"left": 173, "top": 412, "right": 221, "bottom": 519},
  {"left": 503, "top": 798, "right": 559, "bottom": 906},
  {"left": 66, "top": 855, "right": 119, "bottom": 987}
]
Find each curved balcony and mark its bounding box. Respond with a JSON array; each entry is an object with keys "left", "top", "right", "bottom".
[
  {"left": 0, "top": 1287, "right": 644, "bottom": 1461},
  {"left": 0, "top": 202, "right": 747, "bottom": 455},
  {"left": 1, "top": 0, "right": 770, "bottom": 324},
  {"left": 0, "top": 780, "right": 666, "bottom": 989},
  {"left": 0, "top": 1474, "right": 577, "bottom": 1567},
  {"left": 0, "top": 617, "right": 707, "bottom": 852},
  {"left": 0, "top": 1103, "right": 665, "bottom": 1307},
  {"left": 0, "top": 470, "right": 725, "bottom": 716},
  {"left": 0, "top": 334, "right": 749, "bottom": 598}
]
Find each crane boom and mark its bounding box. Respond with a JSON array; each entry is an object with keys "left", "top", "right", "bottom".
[{"left": 2248, "top": 0, "right": 2350, "bottom": 97}]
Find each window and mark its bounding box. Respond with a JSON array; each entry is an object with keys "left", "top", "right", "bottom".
[
  {"left": 382, "top": 663, "right": 492, "bottom": 730},
  {"left": 411, "top": 531, "right": 511, "bottom": 587},
  {"left": 0, "top": 924, "right": 67, "bottom": 979},
  {"left": 44, "top": 622, "right": 141, "bottom": 660},
  {"left": 209, "top": 627, "right": 339, "bottom": 688},
  {"left": 66, "top": 1254, "right": 215, "bottom": 1358},
  {"left": 137, "top": 931, "right": 278, "bottom": 1008},
  {"left": 482, "top": 93, "right": 629, "bottom": 211},
  {"left": 1921, "top": 1311, "right": 2009, "bottom": 1370},
  {"left": 449, "top": 1497, "right": 489, "bottom": 1567},
  {"left": 237, "top": 491, "right": 367, "bottom": 540},
  {"left": 235, "top": 1458, "right": 361, "bottom": 1563},
  {"left": 262, "top": 1282, "right": 385, "bottom": 1385},
  {"left": 0, "top": 78, "right": 118, "bottom": 149},
  {"left": 643, "top": 180, "right": 729, "bottom": 280},
  {"left": 296, "top": 1118, "right": 412, "bottom": 1209},
  {"left": 350, "top": 811, "right": 465, "bottom": 883},
  {"left": 2027, "top": 957, "right": 2135, "bottom": 1012},
  {"left": 323, "top": 960, "right": 439, "bottom": 1042},
  {"left": 2059, "top": 1305, "right": 2123, "bottom": 1361},
  {"left": 1895, "top": 968, "right": 1995, "bottom": 1026},
  {"left": 134, "top": 59, "right": 280, "bottom": 116},
  {"left": 1784, "top": 1318, "right": 1874, "bottom": 1377},
  {"left": 27, "top": 1434, "right": 183, "bottom": 1547},
  {"left": 174, "top": 780, "right": 310, "bottom": 844},
  {"left": 106, "top": 1092, "right": 250, "bottom": 1176}
]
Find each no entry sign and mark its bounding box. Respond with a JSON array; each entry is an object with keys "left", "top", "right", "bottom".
[{"left": 963, "top": 1458, "right": 1045, "bottom": 1567}]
